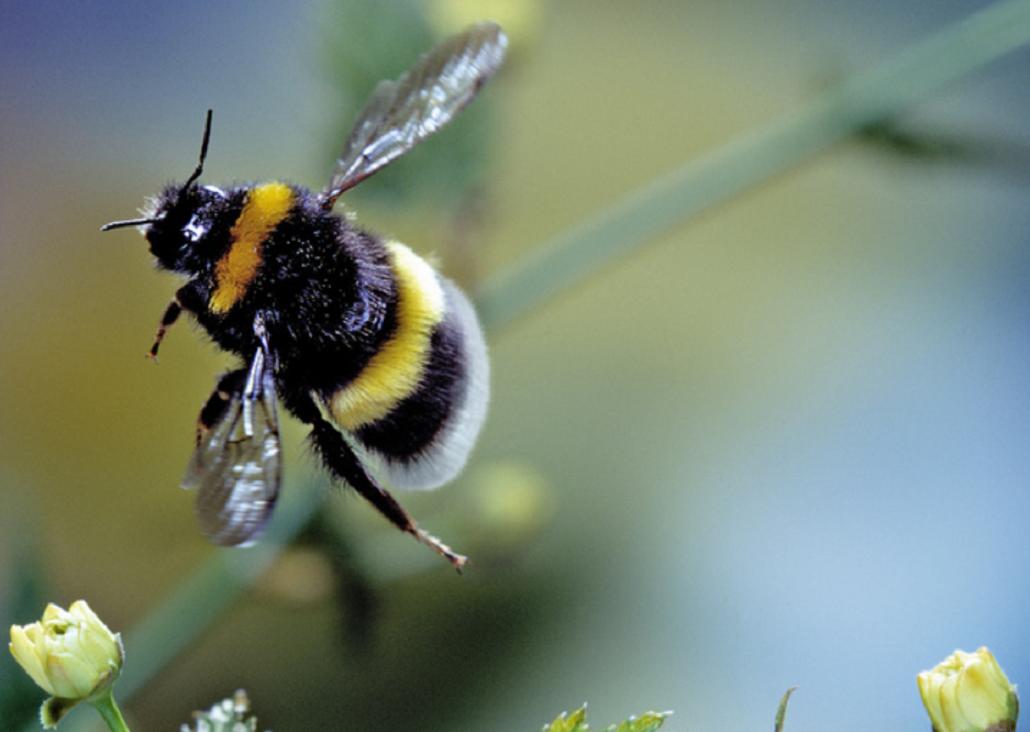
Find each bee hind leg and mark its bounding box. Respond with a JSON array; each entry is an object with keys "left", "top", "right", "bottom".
[
  {"left": 286, "top": 390, "right": 468, "bottom": 572},
  {"left": 195, "top": 369, "right": 247, "bottom": 445}
]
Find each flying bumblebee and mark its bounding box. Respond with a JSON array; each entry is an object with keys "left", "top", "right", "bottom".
[{"left": 101, "top": 23, "right": 507, "bottom": 569}]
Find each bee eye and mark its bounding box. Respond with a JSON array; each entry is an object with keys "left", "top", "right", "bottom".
[{"left": 183, "top": 213, "right": 209, "bottom": 243}]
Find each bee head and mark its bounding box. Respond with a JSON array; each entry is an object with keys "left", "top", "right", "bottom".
[
  {"left": 142, "top": 180, "right": 234, "bottom": 273},
  {"left": 102, "top": 109, "right": 226, "bottom": 273}
]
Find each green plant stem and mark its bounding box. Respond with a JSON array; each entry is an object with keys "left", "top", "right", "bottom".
[
  {"left": 476, "top": 0, "right": 1030, "bottom": 330},
  {"left": 89, "top": 693, "right": 129, "bottom": 732},
  {"left": 46, "top": 2, "right": 1030, "bottom": 729}
]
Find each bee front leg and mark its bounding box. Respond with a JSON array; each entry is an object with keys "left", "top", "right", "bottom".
[
  {"left": 285, "top": 390, "right": 468, "bottom": 572},
  {"left": 146, "top": 299, "right": 181, "bottom": 360},
  {"left": 147, "top": 283, "right": 200, "bottom": 360}
]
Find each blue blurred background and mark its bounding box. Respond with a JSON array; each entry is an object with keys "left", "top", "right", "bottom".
[{"left": 3, "top": 1, "right": 1030, "bottom": 730}]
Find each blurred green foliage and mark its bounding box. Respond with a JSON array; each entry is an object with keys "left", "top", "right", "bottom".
[
  {"left": 1, "top": 516, "right": 48, "bottom": 729},
  {"left": 293, "top": 513, "right": 379, "bottom": 651},
  {"left": 855, "top": 118, "right": 1030, "bottom": 185},
  {"left": 818, "top": 61, "right": 1030, "bottom": 175}
]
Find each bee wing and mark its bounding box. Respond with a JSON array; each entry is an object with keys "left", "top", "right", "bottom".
[
  {"left": 320, "top": 21, "right": 508, "bottom": 209},
  {"left": 182, "top": 354, "right": 282, "bottom": 547}
]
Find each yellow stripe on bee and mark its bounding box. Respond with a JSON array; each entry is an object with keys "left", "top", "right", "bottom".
[
  {"left": 330, "top": 242, "right": 445, "bottom": 430},
  {"left": 209, "top": 182, "right": 294, "bottom": 314}
]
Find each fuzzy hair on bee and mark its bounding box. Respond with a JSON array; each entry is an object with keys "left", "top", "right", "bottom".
[{"left": 101, "top": 23, "right": 507, "bottom": 570}]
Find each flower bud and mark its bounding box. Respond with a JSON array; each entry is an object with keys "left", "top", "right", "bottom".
[
  {"left": 428, "top": 0, "right": 542, "bottom": 55},
  {"left": 467, "top": 459, "right": 553, "bottom": 554},
  {"left": 918, "top": 647, "right": 1019, "bottom": 732},
  {"left": 9, "top": 600, "right": 124, "bottom": 713}
]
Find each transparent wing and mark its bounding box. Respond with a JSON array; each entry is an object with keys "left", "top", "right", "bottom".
[
  {"left": 182, "top": 350, "right": 281, "bottom": 547},
  {"left": 320, "top": 21, "right": 508, "bottom": 209}
]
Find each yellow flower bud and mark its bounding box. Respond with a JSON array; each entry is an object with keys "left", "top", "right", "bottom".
[
  {"left": 9, "top": 600, "right": 124, "bottom": 702},
  {"left": 918, "top": 647, "right": 1019, "bottom": 732},
  {"left": 474, "top": 461, "right": 551, "bottom": 537},
  {"left": 428, "top": 0, "right": 542, "bottom": 55}
]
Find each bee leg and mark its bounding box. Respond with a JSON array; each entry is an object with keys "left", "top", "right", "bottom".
[
  {"left": 195, "top": 369, "right": 247, "bottom": 446},
  {"left": 146, "top": 292, "right": 185, "bottom": 360},
  {"left": 286, "top": 390, "right": 468, "bottom": 572}
]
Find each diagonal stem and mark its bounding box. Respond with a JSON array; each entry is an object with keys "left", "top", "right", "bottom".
[{"left": 476, "top": 0, "right": 1030, "bottom": 330}]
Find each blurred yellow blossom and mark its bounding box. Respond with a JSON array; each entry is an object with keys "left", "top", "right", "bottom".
[
  {"left": 918, "top": 647, "right": 1019, "bottom": 732},
  {"left": 469, "top": 459, "right": 553, "bottom": 552},
  {"left": 428, "top": 0, "right": 542, "bottom": 54}
]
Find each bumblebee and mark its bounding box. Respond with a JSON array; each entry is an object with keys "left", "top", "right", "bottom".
[{"left": 101, "top": 23, "right": 507, "bottom": 569}]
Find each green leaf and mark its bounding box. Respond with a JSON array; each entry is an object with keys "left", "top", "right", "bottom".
[
  {"left": 181, "top": 690, "right": 265, "bottom": 732},
  {"left": 774, "top": 687, "right": 798, "bottom": 732},
  {"left": 543, "top": 704, "right": 590, "bottom": 732},
  {"left": 542, "top": 705, "right": 672, "bottom": 732},
  {"left": 605, "top": 710, "right": 672, "bottom": 732}
]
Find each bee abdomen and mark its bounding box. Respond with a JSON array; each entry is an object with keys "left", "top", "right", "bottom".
[
  {"left": 358, "top": 280, "right": 489, "bottom": 489},
  {"left": 326, "top": 242, "right": 489, "bottom": 489}
]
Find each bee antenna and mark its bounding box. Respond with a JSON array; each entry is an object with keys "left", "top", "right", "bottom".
[
  {"left": 182, "top": 108, "right": 214, "bottom": 191},
  {"left": 100, "top": 216, "right": 159, "bottom": 232}
]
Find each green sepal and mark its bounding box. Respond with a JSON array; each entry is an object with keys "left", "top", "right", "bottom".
[{"left": 40, "top": 697, "right": 80, "bottom": 729}]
